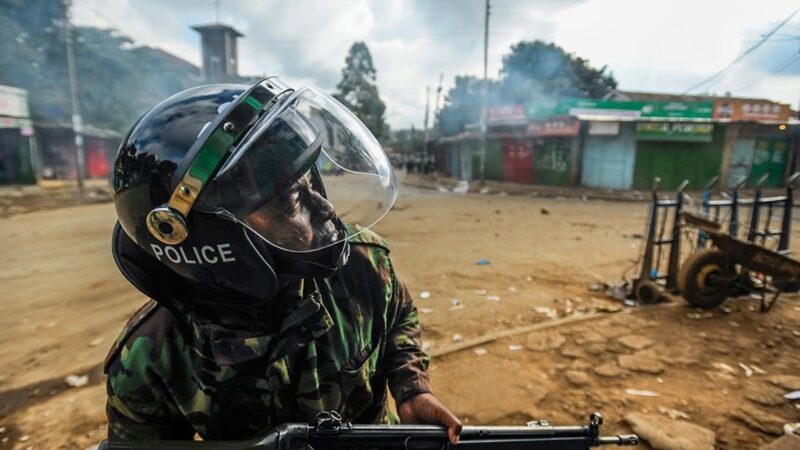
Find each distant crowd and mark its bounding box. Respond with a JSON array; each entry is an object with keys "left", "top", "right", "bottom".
[{"left": 392, "top": 155, "right": 436, "bottom": 175}]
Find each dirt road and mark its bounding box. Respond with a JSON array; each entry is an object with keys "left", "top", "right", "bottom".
[{"left": 0, "top": 183, "right": 798, "bottom": 449}]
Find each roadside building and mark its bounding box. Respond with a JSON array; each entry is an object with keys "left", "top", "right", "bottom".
[
  {"left": 0, "top": 85, "right": 36, "bottom": 184},
  {"left": 437, "top": 130, "right": 501, "bottom": 182},
  {"left": 488, "top": 105, "right": 526, "bottom": 183},
  {"left": 434, "top": 91, "right": 795, "bottom": 192},
  {"left": 609, "top": 91, "right": 794, "bottom": 190},
  {"left": 528, "top": 116, "right": 581, "bottom": 186},
  {"left": 581, "top": 121, "right": 637, "bottom": 190},
  {"left": 564, "top": 97, "right": 719, "bottom": 191},
  {"left": 436, "top": 106, "right": 582, "bottom": 186},
  {"left": 710, "top": 98, "right": 794, "bottom": 189},
  {"left": 632, "top": 121, "right": 723, "bottom": 191},
  {"left": 34, "top": 123, "right": 121, "bottom": 182}
]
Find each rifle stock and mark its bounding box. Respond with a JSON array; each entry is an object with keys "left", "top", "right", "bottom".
[{"left": 99, "top": 412, "right": 638, "bottom": 449}]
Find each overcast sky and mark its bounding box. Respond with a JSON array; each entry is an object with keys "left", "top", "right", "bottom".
[{"left": 72, "top": 0, "right": 800, "bottom": 129}]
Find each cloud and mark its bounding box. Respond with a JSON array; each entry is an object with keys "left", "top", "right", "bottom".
[
  {"left": 730, "top": 20, "right": 800, "bottom": 86},
  {"left": 71, "top": 0, "right": 800, "bottom": 129},
  {"left": 552, "top": 0, "right": 800, "bottom": 103}
]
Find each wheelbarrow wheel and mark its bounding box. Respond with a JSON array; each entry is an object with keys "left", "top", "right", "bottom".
[
  {"left": 635, "top": 279, "right": 664, "bottom": 304},
  {"left": 678, "top": 249, "right": 732, "bottom": 309}
]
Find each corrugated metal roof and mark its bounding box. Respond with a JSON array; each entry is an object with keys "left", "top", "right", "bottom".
[{"left": 607, "top": 89, "right": 785, "bottom": 105}]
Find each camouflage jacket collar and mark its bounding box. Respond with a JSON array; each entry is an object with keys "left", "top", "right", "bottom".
[{"left": 183, "top": 279, "right": 334, "bottom": 366}]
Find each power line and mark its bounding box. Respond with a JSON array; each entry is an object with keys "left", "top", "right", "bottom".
[
  {"left": 731, "top": 52, "right": 800, "bottom": 92},
  {"left": 77, "top": 0, "right": 121, "bottom": 30},
  {"left": 682, "top": 8, "right": 798, "bottom": 94},
  {"left": 764, "top": 32, "right": 800, "bottom": 39}
]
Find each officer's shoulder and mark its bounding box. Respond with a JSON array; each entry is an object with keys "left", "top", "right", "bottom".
[
  {"left": 103, "top": 299, "right": 179, "bottom": 374},
  {"left": 345, "top": 224, "right": 390, "bottom": 253}
]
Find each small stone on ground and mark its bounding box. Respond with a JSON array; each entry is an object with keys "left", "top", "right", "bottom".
[
  {"left": 617, "top": 335, "right": 654, "bottom": 351},
  {"left": 559, "top": 346, "right": 583, "bottom": 359},
  {"left": 767, "top": 375, "right": 800, "bottom": 391},
  {"left": 625, "top": 412, "right": 715, "bottom": 450},
  {"left": 619, "top": 353, "right": 664, "bottom": 375},
  {"left": 594, "top": 363, "right": 625, "bottom": 378},
  {"left": 730, "top": 407, "right": 786, "bottom": 436},
  {"left": 759, "top": 434, "right": 800, "bottom": 450},
  {"left": 564, "top": 370, "right": 590, "bottom": 386},
  {"left": 574, "top": 331, "right": 605, "bottom": 345},
  {"left": 526, "top": 334, "right": 566, "bottom": 351},
  {"left": 744, "top": 384, "right": 787, "bottom": 407}
]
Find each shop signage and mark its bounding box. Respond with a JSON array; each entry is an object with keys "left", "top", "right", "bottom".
[
  {"left": 635, "top": 122, "right": 714, "bottom": 142},
  {"left": 528, "top": 118, "right": 580, "bottom": 136},
  {"left": 642, "top": 101, "right": 714, "bottom": 120},
  {"left": 0, "top": 85, "right": 30, "bottom": 119},
  {"left": 713, "top": 99, "right": 790, "bottom": 122},
  {"left": 528, "top": 99, "right": 714, "bottom": 121},
  {"left": 0, "top": 116, "right": 31, "bottom": 129},
  {"left": 588, "top": 121, "right": 620, "bottom": 136}
]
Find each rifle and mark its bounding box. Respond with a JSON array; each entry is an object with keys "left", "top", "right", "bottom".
[{"left": 99, "top": 411, "right": 639, "bottom": 449}]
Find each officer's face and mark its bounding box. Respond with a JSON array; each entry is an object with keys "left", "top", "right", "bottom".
[{"left": 247, "top": 173, "right": 339, "bottom": 251}]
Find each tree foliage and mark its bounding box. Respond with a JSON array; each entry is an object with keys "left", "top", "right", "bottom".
[
  {"left": 500, "top": 41, "right": 617, "bottom": 101},
  {"left": 437, "top": 40, "right": 617, "bottom": 135},
  {"left": 387, "top": 126, "right": 425, "bottom": 155},
  {"left": 0, "top": 0, "right": 200, "bottom": 132},
  {"left": 437, "top": 75, "right": 500, "bottom": 136},
  {"left": 334, "top": 42, "right": 388, "bottom": 141}
]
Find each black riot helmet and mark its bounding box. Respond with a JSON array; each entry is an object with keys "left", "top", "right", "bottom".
[{"left": 112, "top": 77, "right": 397, "bottom": 306}]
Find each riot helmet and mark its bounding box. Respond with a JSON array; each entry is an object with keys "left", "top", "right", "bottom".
[{"left": 112, "top": 77, "right": 397, "bottom": 306}]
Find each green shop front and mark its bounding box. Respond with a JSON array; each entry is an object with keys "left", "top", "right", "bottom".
[
  {"left": 0, "top": 85, "right": 36, "bottom": 184},
  {"left": 436, "top": 132, "right": 503, "bottom": 182},
  {"left": 558, "top": 98, "right": 715, "bottom": 190},
  {"left": 726, "top": 123, "right": 792, "bottom": 189},
  {"left": 473, "top": 136, "right": 503, "bottom": 181},
  {"left": 632, "top": 122, "right": 724, "bottom": 190},
  {"left": 0, "top": 117, "right": 36, "bottom": 184},
  {"left": 529, "top": 117, "right": 580, "bottom": 186}
]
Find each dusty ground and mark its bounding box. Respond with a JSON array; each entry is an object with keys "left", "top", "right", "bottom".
[{"left": 0, "top": 177, "right": 799, "bottom": 450}]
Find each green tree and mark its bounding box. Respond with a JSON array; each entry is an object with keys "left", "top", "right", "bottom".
[
  {"left": 0, "top": 0, "right": 70, "bottom": 122},
  {"left": 437, "top": 75, "right": 500, "bottom": 136},
  {"left": 500, "top": 40, "right": 617, "bottom": 102},
  {"left": 436, "top": 40, "right": 617, "bottom": 135},
  {"left": 0, "top": 0, "right": 200, "bottom": 132},
  {"left": 387, "top": 126, "right": 425, "bottom": 155},
  {"left": 334, "top": 42, "right": 387, "bottom": 141}
]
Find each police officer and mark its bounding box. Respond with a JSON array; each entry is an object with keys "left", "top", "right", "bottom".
[{"left": 105, "top": 78, "right": 462, "bottom": 443}]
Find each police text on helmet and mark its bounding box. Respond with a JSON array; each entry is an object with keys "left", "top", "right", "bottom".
[{"left": 150, "top": 243, "right": 236, "bottom": 265}]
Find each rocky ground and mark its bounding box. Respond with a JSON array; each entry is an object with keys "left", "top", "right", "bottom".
[{"left": 0, "top": 177, "right": 799, "bottom": 450}]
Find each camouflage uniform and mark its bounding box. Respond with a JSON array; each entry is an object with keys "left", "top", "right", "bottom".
[{"left": 105, "top": 228, "right": 430, "bottom": 440}]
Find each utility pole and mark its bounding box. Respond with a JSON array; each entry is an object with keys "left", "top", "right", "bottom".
[
  {"left": 63, "top": 0, "right": 85, "bottom": 195},
  {"left": 479, "top": 0, "right": 490, "bottom": 184},
  {"left": 434, "top": 72, "right": 444, "bottom": 136},
  {"left": 214, "top": 0, "right": 221, "bottom": 22},
  {"left": 423, "top": 86, "right": 430, "bottom": 162}
]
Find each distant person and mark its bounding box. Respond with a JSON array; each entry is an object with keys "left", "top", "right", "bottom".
[{"left": 105, "top": 78, "right": 461, "bottom": 443}]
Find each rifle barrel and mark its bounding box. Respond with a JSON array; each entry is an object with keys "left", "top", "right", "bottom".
[{"left": 100, "top": 422, "right": 639, "bottom": 449}]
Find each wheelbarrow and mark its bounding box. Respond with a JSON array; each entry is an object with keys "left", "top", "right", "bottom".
[{"left": 679, "top": 212, "right": 800, "bottom": 311}]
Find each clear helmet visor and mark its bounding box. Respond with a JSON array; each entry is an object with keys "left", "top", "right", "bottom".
[{"left": 197, "top": 87, "right": 397, "bottom": 252}]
